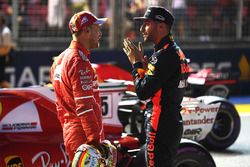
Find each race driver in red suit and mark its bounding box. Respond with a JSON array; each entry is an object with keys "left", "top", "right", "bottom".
[
  {"left": 123, "top": 6, "right": 189, "bottom": 167},
  {"left": 50, "top": 11, "right": 108, "bottom": 161}
]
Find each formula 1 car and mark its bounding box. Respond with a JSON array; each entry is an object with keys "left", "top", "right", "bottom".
[
  {"left": 118, "top": 89, "right": 241, "bottom": 151},
  {"left": 185, "top": 68, "right": 239, "bottom": 98},
  {"left": 0, "top": 83, "right": 216, "bottom": 167},
  {"left": 94, "top": 63, "right": 241, "bottom": 150}
]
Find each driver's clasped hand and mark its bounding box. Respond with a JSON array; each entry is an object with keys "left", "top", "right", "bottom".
[{"left": 123, "top": 38, "right": 147, "bottom": 68}]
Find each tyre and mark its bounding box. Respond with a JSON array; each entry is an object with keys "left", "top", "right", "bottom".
[
  {"left": 132, "top": 139, "right": 216, "bottom": 167},
  {"left": 202, "top": 101, "right": 241, "bottom": 150},
  {"left": 173, "top": 139, "right": 216, "bottom": 167},
  {"left": 205, "top": 84, "right": 230, "bottom": 98}
]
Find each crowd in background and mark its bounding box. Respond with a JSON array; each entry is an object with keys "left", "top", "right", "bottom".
[{"left": 0, "top": 0, "right": 249, "bottom": 49}]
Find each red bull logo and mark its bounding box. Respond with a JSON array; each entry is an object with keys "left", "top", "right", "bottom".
[{"left": 147, "top": 131, "right": 156, "bottom": 167}]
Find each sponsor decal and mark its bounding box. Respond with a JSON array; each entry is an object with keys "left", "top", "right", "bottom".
[
  {"left": 147, "top": 63, "right": 155, "bottom": 72},
  {"left": 183, "top": 116, "right": 214, "bottom": 125},
  {"left": 70, "top": 14, "right": 80, "bottom": 32},
  {"left": 81, "top": 16, "right": 88, "bottom": 25},
  {"left": 146, "top": 70, "right": 153, "bottom": 76},
  {"left": 180, "top": 63, "right": 189, "bottom": 74},
  {"left": 2, "top": 122, "right": 38, "bottom": 131},
  {"left": 147, "top": 131, "right": 156, "bottom": 167},
  {"left": 182, "top": 102, "right": 220, "bottom": 140},
  {"left": 32, "top": 143, "right": 70, "bottom": 167},
  {"left": 184, "top": 128, "right": 202, "bottom": 135},
  {"left": 54, "top": 65, "right": 62, "bottom": 81},
  {"left": 146, "top": 64, "right": 155, "bottom": 75},
  {"left": 79, "top": 68, "right": 90, "bottom": 76},
  {"left": 155, "top": 15, "right": 165, "bottom": 21},
  {"left": 5, "top": 66, "right": 51, "bottom": 88},
  {"left": 150, "top": 56, "right": 158, "bottom": 64},
  {"left": 189, "top": 62, "right": 232, "bottom": 72},
  {"left": 4, "top": 155, "right": 24, "bottom": 167},
  {"left": 81, "top": 84, "right": 93, "bottom": 91},
  {"left": 178, "top": 79, "right": 188, "bottom": 88},
  {"left": 79, "top": 68, "right": 93, "bottom": 91},
  {"left": 181, "top": 106, "right": 219, "bottom": 115},
  {"left": 0, "top": 101, "right": 42, "bottom": 133}
]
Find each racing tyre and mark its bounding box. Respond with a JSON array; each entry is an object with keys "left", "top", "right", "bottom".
[
  {"left": 205, "top": 84, "right": 230, "bottom": 98},
  {"left": 202, "top": 101, "right": 241, "bottom": 150},
  {"left": 132, "top": 139, "right": 216, "bottom": 167},
  {"left": 173, "top": 139, "right": 216, "bottom": 167}
]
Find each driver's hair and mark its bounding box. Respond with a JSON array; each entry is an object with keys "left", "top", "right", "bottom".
[{"left": 72, "top": 26, "right": 92, "bottom": 37}]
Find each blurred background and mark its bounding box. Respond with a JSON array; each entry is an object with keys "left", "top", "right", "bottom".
[
  {"left": 0, "top": 0, "right": 250, "bottom": 96},
  {"left": 1, "top": 0, "right": 249, "bottom": 50}
]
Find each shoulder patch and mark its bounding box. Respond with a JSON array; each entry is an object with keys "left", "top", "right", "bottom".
[
  {"left": 54, "top": 64, "right": 62, "bottom": 81},
  {"left": 78, "top": 50, "right": 88, "bottom": 61}
]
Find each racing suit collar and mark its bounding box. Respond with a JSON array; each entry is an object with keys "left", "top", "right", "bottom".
[
  {"left": 69, "top": 40, "right": 90, "bottom": 58},
  {"left": 154, "top": 33, "right": 174, "bottom": 52}
]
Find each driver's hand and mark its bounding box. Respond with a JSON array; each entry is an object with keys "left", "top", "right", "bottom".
[{"left": 123, "top": 38, "right": 144, "bottom": 65}]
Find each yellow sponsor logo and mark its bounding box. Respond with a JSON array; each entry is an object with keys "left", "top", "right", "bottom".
[
  {"left": 147, "top": 63, "right": 155, "bottom": 75},
  {"left": 238, "top": 54, "right": 250, "bottom": 81},
  {"left": 148, "top": 63, "right": 155, "bottom": 72},
  {"left": 5, "top": 155, "right": 24, "bottom": 167},
  {"left": 147, "top": 70, "right": 153, "bottom": 75}
]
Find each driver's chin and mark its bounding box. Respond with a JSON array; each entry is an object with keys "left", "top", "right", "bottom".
[{"left": 90, "top": 42, "right": 99, "bottom": 49}]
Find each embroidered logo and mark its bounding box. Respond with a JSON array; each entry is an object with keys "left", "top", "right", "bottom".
[
  {"left": 81, "top": 16, "right": 88, "bottom": 25},
  {"left": 150, "top": 56, "right": 158, "bottom": 64},
  {"left": 155, "top": 15, "right": 165, "bottom": 21}
]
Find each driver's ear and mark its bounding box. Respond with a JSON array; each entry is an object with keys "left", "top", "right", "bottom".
[{"left": 158, "top": 22, "right": 165, "bottom": 29}]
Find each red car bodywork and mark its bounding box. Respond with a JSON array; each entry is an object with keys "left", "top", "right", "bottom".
[{"left": 0, "top": 83, "right": 139, "bottom": 166}]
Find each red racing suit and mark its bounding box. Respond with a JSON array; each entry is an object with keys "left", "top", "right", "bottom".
[{"left": 50, "top": 40, "right": 104, "bottom": 161}]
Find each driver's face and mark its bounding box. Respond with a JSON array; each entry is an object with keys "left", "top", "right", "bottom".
[
  {"left": 140, "top": 20, "right": 158, "bottom": 43},
  {"left": 89, "top": 24, "right": 102, "bottom": 49}
]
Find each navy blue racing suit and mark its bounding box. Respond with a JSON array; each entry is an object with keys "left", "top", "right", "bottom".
[{"left": 132, "top": 34, "right": 189, "bottom": 167}]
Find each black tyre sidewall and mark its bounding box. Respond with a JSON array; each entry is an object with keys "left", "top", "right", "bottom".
[
  {"left": 203, "top": 101, "right": 241, "bottom": 150},
  {"left": 173, "top": 144, "right": 216, "bottom": 167},
  {"left": 132, "top": 143, "right": 216, "bottom": 167}
]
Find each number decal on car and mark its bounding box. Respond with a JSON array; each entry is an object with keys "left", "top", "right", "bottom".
[{"left": 101, "top": 94, "right": 112, "bottom": 117}]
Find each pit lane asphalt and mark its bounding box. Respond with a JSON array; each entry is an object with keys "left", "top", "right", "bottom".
[{"left": 210, "top": 96, "right": 250, "bottom": 167}]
